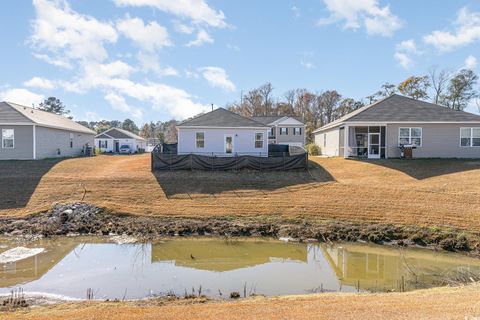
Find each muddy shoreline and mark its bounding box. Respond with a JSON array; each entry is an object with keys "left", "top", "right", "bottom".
[{"left": 0, "top": 202, "right": 479, "bottom": 254}]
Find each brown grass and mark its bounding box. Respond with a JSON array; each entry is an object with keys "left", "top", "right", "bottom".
[
  {"left": 3, "top": 284, "right": 480, "bottom": 320},
  {"left": 1, "top": 154, "right": 480, "bottom": 231}
]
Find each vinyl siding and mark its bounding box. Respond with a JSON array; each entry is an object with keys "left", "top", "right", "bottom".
[
  {"left": 314, "top": 127, "right": 340, "bottom": 156},
  {"left": 35, "top": 126, "right": 94, "bottom": 159},
  {"left": 0, "top": 125, "right": 33, "bottom": 160},
  {"left": 0, "top": 102, "right": 34, "bottom": 123},
  {"left": 177, "top": 128, "right": 269, "bottom": 156},
  {"left": 387, "top": 123, "right": 480, "bottom": 158},
  {"left": 274, "top": 125, "right": 305, "bottom": 145},
  {"left": 94, "top": 138, "right": 146, "bottom": 153}
]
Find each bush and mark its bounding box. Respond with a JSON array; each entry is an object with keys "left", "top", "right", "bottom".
[{"left": 306, "top": 143, "right": 320, "bottom": 156}]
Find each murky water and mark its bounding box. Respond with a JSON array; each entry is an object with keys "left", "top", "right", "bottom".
[{"left": 1, "top": 237, "right": 480, "bottom": 300}]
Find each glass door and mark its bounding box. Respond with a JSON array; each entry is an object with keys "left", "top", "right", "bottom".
[{"left": 368, "top": 133, "right": 380, "bottom": 159}]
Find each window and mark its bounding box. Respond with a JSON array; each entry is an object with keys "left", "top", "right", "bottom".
[
  {"left": 280, "top": 127, "right": 288, "bottom": 135},
  {"left": 294, "top": 127, "right": 302, "bottom": 135},
  {"left": 70, "top": 133, "right": 74, "bottom": 148},
  {"left": 399, "top": 127, "right": 422, "bottom": 147},
  {"left": 99, "top": 140, "right": 108, "bottom": 148},
  {"left": 196, "top": 132, "right": 205, "bottom": 148},
  {"left": 269, "top": 127, "right": 275, "bottom": 137},
  {"left": 460, "top": 128, "right": 480, "bottom": 147},
  {"left": 2, "top": 129, "right": 14, "bottom": 149},
  {"left": 255, "top": 132, "right": 264, "bottom": 148}
]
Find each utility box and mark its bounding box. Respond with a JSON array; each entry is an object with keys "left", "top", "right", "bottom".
[{"left": 399, "top": 144, "right": 416, "bottom": 159}]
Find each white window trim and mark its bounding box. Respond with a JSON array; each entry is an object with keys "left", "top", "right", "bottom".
[
  {"left": 459, "top": 127, "right": 480, "bottom": 147},
  {"left": 293, "top": 127, "right": 302, "bottom": 135},
  {"left": 2, "top": 129, "right": 14, "bottom": 149},
  {"left": 195, "top": 131, "right": 205, "bottom": 149},
  {"left": 280, "top": 127, "right": 288, "bottom": 135},
  {"left": 398, "top": 127, "right": 422, "bottom": 147},
  {"left": 255, "top": 132, "right": 264, "bottom": 149},
  {"left": 224, "top": 134, "right": 234, "bottom": 154}
]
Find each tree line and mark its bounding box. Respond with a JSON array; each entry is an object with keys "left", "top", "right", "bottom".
[{"left": 226, "top": 67, "right": 479, "bottom": 143}]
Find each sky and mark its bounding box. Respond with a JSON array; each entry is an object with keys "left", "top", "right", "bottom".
[{"left": 0, "top": 0, "right": 479, "bottom": 125}]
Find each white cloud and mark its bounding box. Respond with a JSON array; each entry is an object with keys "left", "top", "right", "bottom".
[
  {"left": 394, "top": 52, "right": 412, "bottom": 69},
  {"left": 173, "top": 20, "right": 194, "bottom": 34},
  {"left": 464, "top": 55, "right": 477, "bottom": 69},
  {"left": 104, "top": 92, "right": 144, "bottom": 119},
  {"left": 113, "top": 0, "right": 227, "bottom": 28},
  {"left": 394, "top": 39, "right": 421, "bottom": 70},
  {"left": 0, "top": 88, "right": 44, "bottom": 106},
  {"left": 186, "top": 29, "right": 214, "bottom": 47},
  {"left": 32, "top": 53, "right": 72, "bottom": 69},
  {"left": 136, "top": 53, "right": 178, "bottom": 76},
  {"left": 226, "top": 44, "right": 240, "bottom": 51},
  {"left": 300, "top": 61, "right": 315, "bottom": 69},
  {"left": 117, "top": 17, "right": 171, "bottom": 51},
  {"left": 23, "top": 77, "right": 56, "bottom": 90},
  {"left": 317, "top": 0, "right": 402, "bottom": 37},
  {"left": 291, "top": 6, "right": 300, "bottom": 19},
  {"left": 30, "top": 0, "right": 118, "bottom": 62},
  {"left": 199, "top": 66, "right": 236, "bottom": 92},
  {"left": 424, "top": 7, "right": 480, "bottom": 52}
]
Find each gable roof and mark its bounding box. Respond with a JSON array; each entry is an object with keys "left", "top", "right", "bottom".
[
  {"left": 2, "top": 101, "right": 96, "bottom": 135},
  {"left": 314, "top": 94, "right": 480, "bottom": 133},
  {"left": 252, "top": 116, "right": 304, "bottom": 125},
  {"left": 96, "top": 127, "right": 146, "bottom": 140},
  {"left": 177, "top": 108, "right": 269, "bottom": 128}
]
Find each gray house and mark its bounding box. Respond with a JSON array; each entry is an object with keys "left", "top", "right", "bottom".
[
  {"left": 313, "top": 94, "right": 480, "bottom": 159},
  {"left": 252, "top": 116, "right": 306, "bottom": 147},
  {"left": 0, "top": 101, "right": 95, "bottom": 160}
]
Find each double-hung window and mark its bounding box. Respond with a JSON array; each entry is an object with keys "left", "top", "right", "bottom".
[
  {"left": 70, "top": 133, "right": 74, "bottom": 148},
  {"left": 196, "top": 132, "right": 205, "bottom": 148},
  {"left": 280, "top": 127, "right": 288, "bottom": 135},
  {"left": 399, "top": 127, "right": 422, "bottom": 147},
  {"left": 99, "top": 140, "right": 108, "bottom": 148},
  {"left": 293, "top": 127, "right": 302, "bottom": 135},
  {"left": 2, "top": 129, "right": 14, "bottom": 148},
  {"left": 255, "top": 132, "right": 264, "bottom": 148},
  {"left": 460, "top": 128, "right": 480, "bottom": 147}
]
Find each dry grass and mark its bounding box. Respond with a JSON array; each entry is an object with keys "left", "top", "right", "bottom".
[
  {"left": 1, "top": 154, "right": 480, "bottom": 231},
  {"left": 4, "top": 284, "right": 480, "bottom": 320}
]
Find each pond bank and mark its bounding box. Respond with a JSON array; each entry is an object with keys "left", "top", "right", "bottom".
[{"left": 0, "top": 202, "right": 478, "bottom": 254}]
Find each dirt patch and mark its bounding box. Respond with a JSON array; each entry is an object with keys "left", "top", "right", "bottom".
[{"left": 1, "top": 203, "right": 479, "bottom": 254}]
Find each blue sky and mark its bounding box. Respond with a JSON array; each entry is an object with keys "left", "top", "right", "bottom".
[{"left": 0, "top": 0, "right": 479, "bottom": 124}]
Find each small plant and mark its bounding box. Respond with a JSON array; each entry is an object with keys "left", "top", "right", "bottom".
[
  {"left": 2, "top": 288, "right": 28, "bottom": 309},
  {"left": 306, "top": 143, "right": 320, "bottom": 156},
  {"left": 229, "top": 291, "right": 240, "bottom": 299}
]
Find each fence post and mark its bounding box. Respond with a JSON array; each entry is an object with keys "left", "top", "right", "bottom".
[
  {"left": 211, "top": 152, "right": 214, "bottom": 171},
  {"left": 169, "top": 152, "right": 172, "bottom": 171},
  {"left": 190, "top": 153, "right": 193, "bottom": 171},
  {"left": 235, "top": 154, "right": 237, "bottom": 172},
  {"left": 283, "top": 152, "right": 286, "bottom": 171}
]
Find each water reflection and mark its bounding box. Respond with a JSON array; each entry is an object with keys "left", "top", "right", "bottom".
[{"left": 1, "top": 237, "right": 479, "bottom": 299}]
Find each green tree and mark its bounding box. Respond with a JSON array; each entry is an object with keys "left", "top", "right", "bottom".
[
  {"left": 39, "top": 97, "right": 70, "bottom": 116},
  {"left": 443, "top": 69, "right": 479, "bottom": 111},
  {"left": 122, "top": 118, "right": 139, "bottom": 134},
  {"left": 397, "top": 76, "right": 430, "bottom": 100}
]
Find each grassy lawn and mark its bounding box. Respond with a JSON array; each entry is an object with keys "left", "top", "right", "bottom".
[
  {"left": 1, "top": 154, "right": 480, "bottom": 232},
  {"left": 3, "top": 284, "right": 480, "bottom": 320}
]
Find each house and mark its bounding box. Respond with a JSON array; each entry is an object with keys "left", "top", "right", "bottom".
[
  {"left": 0, "top": 101, "right": 95, "bottom": 160},
  {"left": 251, "top": 116, "right": 306, "bottom": 147},
  {"left": 94, "top": 127, "right": 146, "bottom": 153},
  {"left": 313, "top": 94, "right": 480, "bottom": 159},
  {"left": 176, "top": 108, "right": 269, "bottom": 156}
]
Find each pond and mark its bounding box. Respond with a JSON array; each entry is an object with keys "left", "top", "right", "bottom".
[{"left": 1, "top": 237, "right": 479, "bottom": 300}]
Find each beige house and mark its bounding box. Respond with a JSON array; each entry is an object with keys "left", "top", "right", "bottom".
[
  {"left": 252, "top": 116, "right": 306, "bottom": 147},
  {"left": 0, "top": 101, "right": 95, "bottom": 160},
  {"left": 313, "top": 94, "right": 480, "bottom": 159}
]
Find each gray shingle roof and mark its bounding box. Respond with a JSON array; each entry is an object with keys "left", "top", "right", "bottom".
[
  {"left": 314, "top": 94, "right": 480, "bottom": 132},
  {"left": 4, "top": 102, "right": 95, "bottom": 135},
  {"left": 96, "top": 128, "right": 146, "bottom": 140},
  {"left": 252, "top": 116, "right": 304, "bottom": 125},
  {"left": 178, "top": 108, "right": 268, "bottom": 128}
]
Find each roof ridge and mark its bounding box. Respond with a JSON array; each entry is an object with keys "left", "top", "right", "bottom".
[{"left": 178, "top": 107, "right": 269, "bottom": 127}]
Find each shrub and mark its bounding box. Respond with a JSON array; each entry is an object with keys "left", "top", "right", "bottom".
[{"left": 306, "top": 143, "right": 320, "bottom": 156}]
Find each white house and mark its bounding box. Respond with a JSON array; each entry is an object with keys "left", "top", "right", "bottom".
[
  {"left": 176, "top": 108, "right": 269, "bottom": 157},
  {"left": 251, "top": 116, "right": 306, "bottom": 147},
  {"left": 95, "top": 128, "right": 146, "bottom": 153}
]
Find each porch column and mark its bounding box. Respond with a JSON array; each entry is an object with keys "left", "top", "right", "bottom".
[{"left": 343, "top": 125, "right": 349, "bottom": 158}]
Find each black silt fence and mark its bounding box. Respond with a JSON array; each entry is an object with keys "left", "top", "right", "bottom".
[{"left": 151, "top": 152, "right": 308, "bottom": 171}]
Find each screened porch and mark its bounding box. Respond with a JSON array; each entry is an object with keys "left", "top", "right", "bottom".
[{"left": 341, "top": 126, "right": 386, "bottom": 159}]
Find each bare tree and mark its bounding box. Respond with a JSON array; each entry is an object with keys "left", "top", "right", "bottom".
[{"left": 428, "top": 67, "right": 450, "bottom": 105}]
